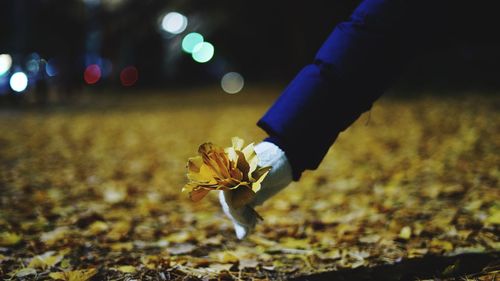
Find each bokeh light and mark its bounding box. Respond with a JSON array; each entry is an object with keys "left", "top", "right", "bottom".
[
  {"left": 26, "top": 53, "right": 41, "bottom": 75},
  {"left": 182, "top": 32, "right": 204, "bottom": 53},
  {"left": 26, "top": 60, "right": 40, "bottom": 75},
  {"left": 0, "top": 54, "right": 13, "bottom": 76},
  {"left": 120, "top": 66, "right": 139, "bottom": 87},
  {"left": 221, "top": 72, "right": 244, "bottom": 94},
  {"left": 45, "top": 58, "right": 58, "bottom": 77},
  {"left": 85, "top": 54, "right": 113, "bottom": 79},
  {"left": 9, "top": 72, "right": 29, "bottom": 93},
  {"left": 192, "top": 42, "right": 214, "bottom": 63},
  {"left": 84, "top": 64, "right": 102, "bottom": 84},
  {"left": 161, "top": 12, "right": 188, "bottom": 34}
]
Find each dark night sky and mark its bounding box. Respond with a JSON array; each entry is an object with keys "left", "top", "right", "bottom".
[{"left": 1, "top": 0, "right": 499, "bottom": 90}]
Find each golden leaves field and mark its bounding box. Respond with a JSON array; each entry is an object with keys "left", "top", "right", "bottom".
[{"left": 0, "top": 88, "right": 499, "bottom": 280}]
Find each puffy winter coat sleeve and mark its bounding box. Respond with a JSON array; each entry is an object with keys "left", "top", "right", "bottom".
[{"left": 257, "top": 0, "right": 442, "bottom": 179}]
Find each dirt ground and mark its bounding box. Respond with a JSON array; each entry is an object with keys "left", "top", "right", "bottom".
[{"left": 0, "top": 88, "right": 498, "bottom": 280}]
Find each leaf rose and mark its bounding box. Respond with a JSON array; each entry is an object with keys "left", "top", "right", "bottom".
[{"left": 183, "top": 137, "right": 271, "bottom": 208}]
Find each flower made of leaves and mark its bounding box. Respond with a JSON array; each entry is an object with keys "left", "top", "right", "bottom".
[{"left": 183, "top": 137, "right": 271, "bottom": 208}]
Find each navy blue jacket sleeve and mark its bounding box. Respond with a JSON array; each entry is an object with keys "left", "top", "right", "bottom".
[{"left": 258, "top": 0, "right": 442, "bottom": 180}]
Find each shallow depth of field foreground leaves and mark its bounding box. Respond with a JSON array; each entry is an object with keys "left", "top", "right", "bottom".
[{"left": 0, "top": 88, "right": 499, "bottom": 280}]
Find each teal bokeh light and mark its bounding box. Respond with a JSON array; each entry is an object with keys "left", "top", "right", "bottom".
[
  {"left": 182, "top": 33, "right": 204, "bottom": 53},
  {"left": 192, "top": 42, "right": 214, "bottom": 63}
]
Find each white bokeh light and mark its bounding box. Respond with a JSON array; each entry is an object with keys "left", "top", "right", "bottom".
[
  {"left": 221, "top": 72, "right": 244, "bottom": 94},
  {"left": 161, "top": 12, "right": 188, "bottom": 34},
  {"left": 0, "top": 54, "right": 13, "bottom": 76},
  {"left": 9, "top": 72, "right": 28, "bottom": 93}
]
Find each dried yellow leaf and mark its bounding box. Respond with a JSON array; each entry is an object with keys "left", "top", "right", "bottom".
[
  {"left": 164, "top": 231, "right": 192, "bottom": 243},
  {"left": 40, "top": 227, "right": 71, "bottom": 247},
  {"left": 106, "top": 221, "right": 131, "bottom": 241},
  {"left": 15, "top": 268, "right": 37, "bottom": 278},
  {"left": 0, "top": 232, "right": 22, "bottom": 246},
  {"left": 399, "top": 226, "right": 412, "bottom": 240},
  {"left": 210, "top": 251, "right": 239, "bottom": 264},
  {"left": 109, "top": 242, "right": 133, "bottom": 251},
  {"left": 85, "top": 221, "right": 109, "bottom": 236},
  {"left": 28, "top": 251, "right": 64, "bottom": 269},
  {"left": 116, "top": 265, "right": 136, "bottom": 273},
  {"left": 430, "top": 239, "right": 454, "bottom": 252},
  {"left": 279, "top": 237, "right": 311, "bottom": 249},
  {"left": 485, "top": 204, "right": 500, "bottom": 225},
  {"left": 208, "top": 263, "right": 233, "bottom": 272},
  {"left": 49, "top": 268, "right": 97, "bottom": 281}
]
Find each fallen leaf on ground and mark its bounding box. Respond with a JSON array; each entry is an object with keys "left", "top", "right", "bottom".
[
  {"left": 28, "top": 251, "right": 64, "bottom": 269},
  {"left": 168, "top": 243, "right": 197, "bottom": 255},
  {"left": 0, "top": 232, "right": 22, "bottom": 246},
  {"left": 116, "top": 265, "right": 136, "bottom": 273},
  {"left": 49, "top": 268, "right": 97, "bottom": 281},
  {"left": 15, "top": 268, "right": 37, "bottom": 278},
  {"left": 399, "top": 226, "right": 412, "bottom": 240}
]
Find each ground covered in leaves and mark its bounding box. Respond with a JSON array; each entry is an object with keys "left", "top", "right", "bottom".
[{"left": 0, "top": 88, "right": 499, "bottom": 280}]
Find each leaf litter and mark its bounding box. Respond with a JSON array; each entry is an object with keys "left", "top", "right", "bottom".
[{"left": 0, "top": 90, "right": 498, "bottom": 280}]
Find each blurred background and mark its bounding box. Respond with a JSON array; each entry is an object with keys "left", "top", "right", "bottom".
[{"left": 0, "top": 0, "right": 499, "bottom": 105}]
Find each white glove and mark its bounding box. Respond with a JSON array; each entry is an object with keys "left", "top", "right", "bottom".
[{"left": 219, "top": 141, "right": 293, "bottom": 239}]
